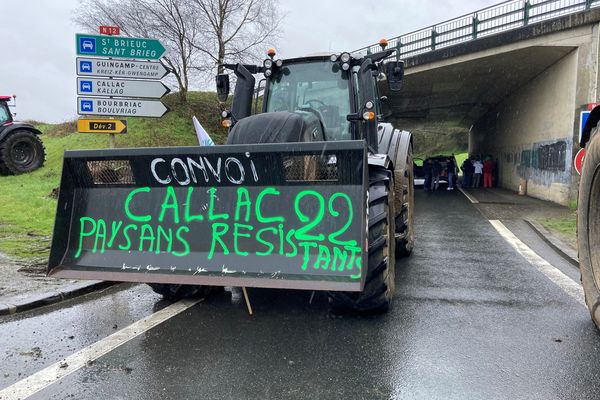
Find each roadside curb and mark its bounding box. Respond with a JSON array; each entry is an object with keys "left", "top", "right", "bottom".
[
  {"left": 524, "top": 219, "right": 579, "bottom": 268},
  {"left": 0, "top": 280, "right": 114, "bottom": 316}
]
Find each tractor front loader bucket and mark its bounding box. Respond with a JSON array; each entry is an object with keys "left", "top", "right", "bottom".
[{"left": 48, "top": 141, "right": 368, "bottom": 292}]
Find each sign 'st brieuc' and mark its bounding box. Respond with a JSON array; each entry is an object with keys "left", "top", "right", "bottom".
[{"left": 76, "top": 34, "right": 166, "bottom": 60}]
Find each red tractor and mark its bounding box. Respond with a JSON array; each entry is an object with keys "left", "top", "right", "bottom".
[{"left": 0, "top": 95, "right": 45, "bottom": 174}]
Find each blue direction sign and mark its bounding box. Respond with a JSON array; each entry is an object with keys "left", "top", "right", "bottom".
[
  {"left": 77, "top": 77, "right": 170, "bottom": 98},
  {"left": 78, "top": 97, "right": 169, "bottom": 118},
  {"left": 76, "top": 57, "right": 170, "bottom": 79},
  {"left": 76, "top": 34, "right": 166, "bottom": 60}
]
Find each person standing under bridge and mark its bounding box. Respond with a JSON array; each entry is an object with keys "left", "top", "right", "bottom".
[
  {"left": 472, "top": 157, "right": 483, "bottom": 188},
  {"left": 483, "top": 156, "right": 495, "bottom": 188}
]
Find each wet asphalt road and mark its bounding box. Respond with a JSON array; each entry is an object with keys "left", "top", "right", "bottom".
[{"left": 2, "top": 190, "right": 600, "bottom": 399}]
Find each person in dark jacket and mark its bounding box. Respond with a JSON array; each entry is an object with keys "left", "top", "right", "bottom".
[
  {"left": 461, "top": 157, "right": 474, "bottom": 188},
  {"left": 432, "top": 159, "right": 442, "bottom": 190},
  {"left": 423, "top": 159, "right": 433, "bottom": 191},
  {"left": 447, "top": 157, "right": 456, "bottom": 190}
]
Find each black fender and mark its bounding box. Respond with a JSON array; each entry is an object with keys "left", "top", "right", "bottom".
[
  {"left": 0, "top": 122, "right": 43, "bottom": 142},
  {"left": 368, "top": 122, "right": 412, "bottom": 173},
  {"left": 368, "top": 123, "right": 412, "bottom": 220},
  {"left": 582, "top": 105, "right": 600, "bottom": 147}
]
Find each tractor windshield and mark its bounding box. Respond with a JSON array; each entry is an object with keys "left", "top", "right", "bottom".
[
  {"left": 0, "top": 102, "right": 11, "bottom": 125},
  {"left": 266, "top": 61, "right": 351, "bottom": 140}
]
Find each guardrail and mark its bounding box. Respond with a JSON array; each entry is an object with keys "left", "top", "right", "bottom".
[{"left": 354, "top": 0, "right": 600, "bottom": 60}]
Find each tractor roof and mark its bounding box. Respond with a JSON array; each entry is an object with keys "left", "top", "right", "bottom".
[{"left": 0, "top": 95, "right": 12, "bottom": 101}]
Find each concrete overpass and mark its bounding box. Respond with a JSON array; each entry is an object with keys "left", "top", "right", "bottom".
[{"left": 357, "top": 1, "right": 600, "bottom": 206}]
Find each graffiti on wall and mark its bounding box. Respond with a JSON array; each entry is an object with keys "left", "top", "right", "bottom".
[
  {"left": 520, "top": 140, "right": 567, "bottom": 171},
  {"left": 514, "top": 138, "right": 572, "bottom": 186}
]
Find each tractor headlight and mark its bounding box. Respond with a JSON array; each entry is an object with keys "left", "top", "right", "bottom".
[
  {"left": 340, "top": 52, "right": 351, "bottom": 63},
  {"left": 341, "top": 62, "right": 350, "bottom": 71},
  {"left": 365, "top": 101, "right": 374, "bottom": 109},
  {"left": 330, "top": 53, "right": 338, "bottom": 62},
  {"left": 263, "top": 59, "right": 273, "bottom": 69},
  {"left": 264, "top": 69, "right": 272, "bottom": 77}
]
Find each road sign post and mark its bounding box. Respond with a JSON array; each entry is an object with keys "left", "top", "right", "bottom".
[{"left": 76, "top": 34, "right": 166, "bottom": 59}]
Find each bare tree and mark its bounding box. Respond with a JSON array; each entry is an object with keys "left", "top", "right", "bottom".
[
  {"left": 74, "top": 0, "right": 201, "bottom": 101},
  {"left": 190, "top": 0, "right": 282, "bottom": 74}
]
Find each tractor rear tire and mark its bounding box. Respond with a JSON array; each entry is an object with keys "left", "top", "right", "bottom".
[
  {"left": 0, "top": 130, "right": 45, "bottom": 175},
  {"left": 147, "top": 283, "right": 214, "bottom": 301},
  {"left": 395, "top": 145, "right": 414, "bottom": 257},
  {"left": 328, "top": 167, "right": 396, "bottom": 313},
  {"left": 578, "top": 130, "right": 600, "bottom": 329}
]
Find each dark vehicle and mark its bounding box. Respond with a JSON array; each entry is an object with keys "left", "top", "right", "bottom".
[
  {"left": 577, "top": 105, "right": 600, "bottom": 328},
  {"left": 48, "top": 42, "right": 414, "bottom": 314},
  {"left": 0, "top": 95, "right": 45, "bottom": 174},
  {"left": 414, "top": 155, "right": 458, "bottom": 188}
]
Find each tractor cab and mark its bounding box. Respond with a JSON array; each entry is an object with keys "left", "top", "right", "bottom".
[
  {"left": 216, "top": 45, "right": 405, "bottom": 153},
  {"left": 0, "top": 96, "right": 14, "bottom": 126}
]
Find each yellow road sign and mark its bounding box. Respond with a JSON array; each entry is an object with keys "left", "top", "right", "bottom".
[{"left": 77, "top": 119, "right": 127, "bottom": 134}]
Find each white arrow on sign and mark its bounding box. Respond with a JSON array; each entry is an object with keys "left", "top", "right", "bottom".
[
  {"left": 77, "top": 77, "right": 170, "bottom": 98},
  {"left": 78, "top": 97, "right": 169, "bottom": 118},
  {"left": 76, "top": 57, "right": 170, "bottom": 80}
]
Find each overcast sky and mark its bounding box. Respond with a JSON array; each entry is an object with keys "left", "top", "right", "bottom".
[{"left": 0, "top": 0, "right": 499, "bottom": 123}]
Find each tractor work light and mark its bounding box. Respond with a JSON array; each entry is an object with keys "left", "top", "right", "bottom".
[
  {"left": 263, "top": 59, "right": 273, "bottom": 69},
  {"left": 330, "top": 54, "right": 338, "bottom": 62},
  {"left": 264, "top": 69, "right": 272, "bottom": 77},
  {"left": 341, "top": 63, "right": 350, "bottom": 71},
  {"left": 362, "top": 111, "right": 375, "bottom": 121},
  {"left": 275, "top": 59, "right": 283, "bottom": 67},
  {"left": 340, "top": 52, "right": 351, "bottom": 63},
  {"left": 220, "top": 110, "right": 230, "bottom": 118},
  {"left": 365, "top": 101, "right": 374, "bottom": 109}
]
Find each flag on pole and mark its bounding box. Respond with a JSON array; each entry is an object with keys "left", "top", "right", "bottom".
[{"left": 192, "top": 116, "right": 215, "bottom": 146}]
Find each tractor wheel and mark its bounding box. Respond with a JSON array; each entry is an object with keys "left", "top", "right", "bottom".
[
  {"left": 578, "top": 130, "right": 600, "bottom": 329},
  {"left": 328, "top": 167, "right": 396, "bottom": 313},
  {"left": 395, "top": 145, "right": 414, "bottom": 257},
  {"left": 147, "top": 283, "right": 215, "bottom": 301},
  {"left": 0, "top": 130, "right": 45, "bottom": 174}
]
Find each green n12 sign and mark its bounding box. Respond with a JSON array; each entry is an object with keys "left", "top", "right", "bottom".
[{"left": 76, "top": 34, "right": 166, "bottom": 60}]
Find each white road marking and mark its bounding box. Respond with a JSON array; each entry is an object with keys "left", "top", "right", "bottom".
[
  {"left": 0, "top": 298, "right": 201, "bottom": 400},
  {"left": 489, "top": 220, "right": 585, "bottom": 306},
  {"left": 458, "top": 186, "right": 479, "bottom": 203}
]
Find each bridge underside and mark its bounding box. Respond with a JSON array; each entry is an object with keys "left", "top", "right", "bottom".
[{"left": 388, "top": 46, "right": 575, "bottom": 127}]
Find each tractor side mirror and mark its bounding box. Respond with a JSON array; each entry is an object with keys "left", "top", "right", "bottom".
[
  {"left": 216, "top": 74, "right": 230, "bottom": 102},
  {"left": 385, "top": 61, "right": 404, "bottom": 91}
]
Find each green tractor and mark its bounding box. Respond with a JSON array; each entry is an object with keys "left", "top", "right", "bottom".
[
  {"left": 0, "top": 95, "right": 45, "bottom": 174},
  {"left": 48, "top": 43, "right": 414, "bottom": 314}
]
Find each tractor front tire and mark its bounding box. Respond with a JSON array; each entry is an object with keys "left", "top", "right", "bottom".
[
  {"left": 0, "top": 130, "right": 45, "bottom": 175},
  {"left": 578, "top": 130, "right": 600, "bottom": 329},
  {"left": 147, "top": 283, "right": 215, "bottom": 301},
  {"left": 328, "top": 167, "right": 396, "bottom": 313}
]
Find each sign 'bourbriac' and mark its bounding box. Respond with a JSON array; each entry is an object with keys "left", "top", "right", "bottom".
[
  {"left": 77, "top": 77, "right": 170, "bottom": 98},
  {"left": 76, "top": 34, "right": 166, "bottom": 60},
  {"left": 78, "top": 97, "right": 169, "bottom": 118},
  {"left": 193, "top": 116, "right": 215, "bottom": 146},
  {"left": 76, "top": 57, "right": 170, "bottom": 80}
]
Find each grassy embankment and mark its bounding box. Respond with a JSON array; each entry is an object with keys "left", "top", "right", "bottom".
[{"left": 0, "top": 92, "right": 228, "bottom": 264}]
